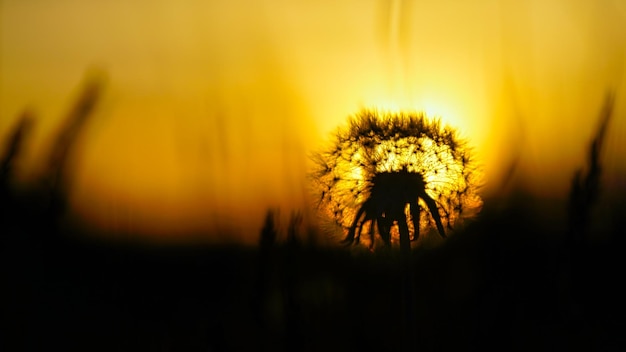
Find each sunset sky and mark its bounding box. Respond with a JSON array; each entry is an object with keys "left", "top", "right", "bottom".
[{"left": 1, "top": 0, "right": 625, "bottom": 243}]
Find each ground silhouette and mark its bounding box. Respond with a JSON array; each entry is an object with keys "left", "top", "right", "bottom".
[{"left": 1, "top": 84, "right": 624, "bottom": 351}]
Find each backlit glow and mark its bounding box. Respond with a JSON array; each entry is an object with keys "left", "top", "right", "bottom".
[{"left": 1, "top": 0, "right": 625, "bottom": 243}]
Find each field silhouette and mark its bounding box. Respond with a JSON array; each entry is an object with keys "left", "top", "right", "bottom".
[{"left": 1, "top": 80, "right": 625, "bottom": 351}]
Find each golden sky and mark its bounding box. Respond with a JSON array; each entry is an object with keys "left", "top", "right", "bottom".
[{"left": 1, "top": 0, "right": 625, "bottom": 243}]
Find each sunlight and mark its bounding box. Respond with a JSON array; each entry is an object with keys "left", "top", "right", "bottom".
[
  {"left": 1, "top": 0, "right": 624, "bottom": 243},
  {"left": 419, "top": 97, "right": 461, "bottom": 130}
]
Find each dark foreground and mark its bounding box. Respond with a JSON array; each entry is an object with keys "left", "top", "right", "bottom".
[
  {"left": 2, "top": 210, "right": 625, "bottom": 352},
  {"left": 2, "top": 73, "right": 623, "bottom": 351}
]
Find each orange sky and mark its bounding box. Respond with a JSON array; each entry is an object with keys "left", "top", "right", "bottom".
[{"left": 1, "top": 0, "right": 625, "bottom": 243}]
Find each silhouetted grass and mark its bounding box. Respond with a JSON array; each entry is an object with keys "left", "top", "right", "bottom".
[
  {"left": 1, "top": 80, "right": 624, "bottom": 351},
  {"left": 3, "top": 207, "right": 625, "bottom": 351}
]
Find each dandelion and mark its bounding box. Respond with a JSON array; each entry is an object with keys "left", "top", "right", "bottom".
[{"left": 311, "top": 109, "right": 482, "bottom": 250}]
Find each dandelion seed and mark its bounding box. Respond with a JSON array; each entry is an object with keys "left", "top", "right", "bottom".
[{"left": 311, "top": 109, "right": 482, "bottom": 249}]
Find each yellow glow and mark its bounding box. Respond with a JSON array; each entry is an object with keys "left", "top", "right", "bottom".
[{"left": 1, "top": 0, "right": 625, "bottom": 243}]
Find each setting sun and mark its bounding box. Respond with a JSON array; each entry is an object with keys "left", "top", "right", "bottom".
[
  {"left": 3, "top": 2, "right": 626, "bottom": 349},
  {"left": 1, "top": 0, "right": 625, "bottom": 243}
]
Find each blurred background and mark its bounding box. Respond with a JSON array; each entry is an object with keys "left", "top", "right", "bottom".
[{"left": 1, "top": 0, "right": 625, "bottom": 243}]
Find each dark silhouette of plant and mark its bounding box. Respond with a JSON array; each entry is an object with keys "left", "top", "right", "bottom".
[
  {"left": 259, "top": 209, "right": 279, "bottom": 249},
  {"left": 0, "top": 111, "right": 34, "bottom": 187},
  {"left": 347, "top": 169, "right": 447, "bottom": 252},
  {"left": 568, "top": 92, "right": 614, "bottom": 244},
  {"left": 253, "top": 209, "right": 278, "bottom": 336},
  {"left": 0, "top": 72, "right": 105, "bottom": 247},
  {"left": 1, "top": 111, "right": 35, "bottom": 236},
  {"left": 44, "top": 74, "right": 104, "bottom": 200},
  {"left": 311, "top": 109, "right": 482, "bottom": 250}
]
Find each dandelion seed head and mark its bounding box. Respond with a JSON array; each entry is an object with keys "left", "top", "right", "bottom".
[{"left": 311, "top": 109, "right": 483, "bottom": 238}]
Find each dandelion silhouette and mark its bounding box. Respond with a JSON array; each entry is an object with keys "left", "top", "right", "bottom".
[{"left": 312, "top": 109, "right": 482, "bottom": 250}]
